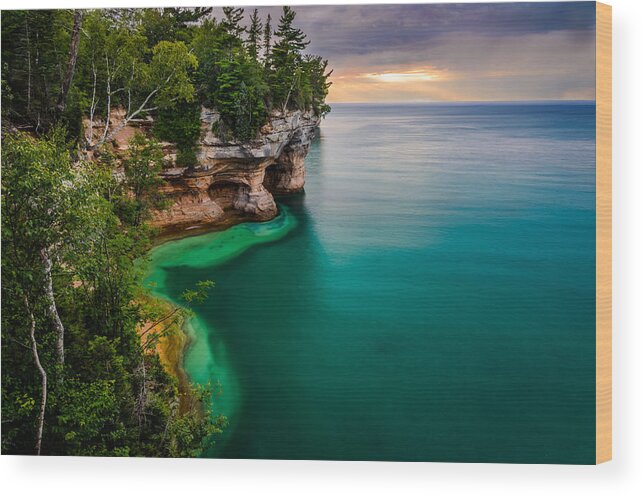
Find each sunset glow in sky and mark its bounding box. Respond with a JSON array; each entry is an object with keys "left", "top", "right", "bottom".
[{"left": 221, "top": 2, "right": 596, "bottom": 103}]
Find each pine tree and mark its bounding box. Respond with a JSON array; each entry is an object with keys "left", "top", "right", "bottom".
[
  {"left": 272, "top": 6, "right": 309, "bottom": 66},
  {"left": 221, "top": 7, "right": 245, "bottom": 39},
  {"left": 270, "top": 7, "right": 310, "bottom": 111},
  {"left": 263, "top": 14, "right": 272, "bottom": 65},
  {"left": 165, "top": 7, "right": 213, "bottom": 26},
  {"left": 246, "top": 9, "right": 262, "bottom": 60}
]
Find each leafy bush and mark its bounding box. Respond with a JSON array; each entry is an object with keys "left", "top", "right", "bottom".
[{"left": 153, "top": 101, "right": 201, "bottom": 167}]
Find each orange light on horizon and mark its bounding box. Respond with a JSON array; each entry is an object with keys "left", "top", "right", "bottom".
[{"left": 364, "top": 70, "right": 440, "bottom": 83}]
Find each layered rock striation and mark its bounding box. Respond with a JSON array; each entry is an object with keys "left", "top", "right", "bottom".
[{"left": 152, "top": 107, "right": 320, "bottom": 232}]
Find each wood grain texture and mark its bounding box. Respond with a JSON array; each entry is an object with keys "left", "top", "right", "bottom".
[{"left": 595, "top": 1, "right": 612, "bottom": 465}]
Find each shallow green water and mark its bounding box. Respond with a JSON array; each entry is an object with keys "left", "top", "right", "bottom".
[{"left": 146, "top": 103, "right": 596, "bottom": 463}]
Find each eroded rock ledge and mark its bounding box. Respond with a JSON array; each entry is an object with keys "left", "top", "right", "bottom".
[{"left": 152, "top": 108, "right": 319, "bottom": 232}]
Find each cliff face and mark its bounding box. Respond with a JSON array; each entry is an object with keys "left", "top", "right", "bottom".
[{"left": 152, "top": 108, "right": 320, "bottom": 232}]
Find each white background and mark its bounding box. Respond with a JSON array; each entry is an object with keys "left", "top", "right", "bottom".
[{"left": 1, "top": 1, "right": 641, "bottom": 494}]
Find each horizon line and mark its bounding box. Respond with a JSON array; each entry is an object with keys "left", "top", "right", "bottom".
[{"left": 327, "top": 99, "right": 596, "bottom": 105}]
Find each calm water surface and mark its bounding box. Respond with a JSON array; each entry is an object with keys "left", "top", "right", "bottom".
[{"left": 147, "top": 103, "right": 596, "bottom": 463}]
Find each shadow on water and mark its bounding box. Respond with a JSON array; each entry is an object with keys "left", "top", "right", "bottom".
[{"left": 208, "top": 193, "right": 327, "bottom": 458}]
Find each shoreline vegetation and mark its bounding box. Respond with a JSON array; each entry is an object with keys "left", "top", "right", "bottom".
[
  {"left": 1, "top": 6, "right": 329, "bottom": 456},
  {"left": 136, "top": 294, "right": 193, "bottom": 414}
]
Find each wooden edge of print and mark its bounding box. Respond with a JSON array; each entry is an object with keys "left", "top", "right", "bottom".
[{"left": 595, "top": 1, "right": 612, "bottom": 465}]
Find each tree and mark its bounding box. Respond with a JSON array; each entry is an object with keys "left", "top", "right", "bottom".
[
  {"left": 263, "top": 14, "right": 272, "bottom": 64},
  {"left": 221, "top": 7, "right": 245, "bottom": 39},
  {"left": 23, "top": 293, "right": 47, "bottom": 455},
  {"left": 191, "top": 17, "right": 268, "bottom": 141},
  {"left": 153, "top": 100, "right": 201, "bottom": 168},
  {"left": 1, "top": 129, "right": 84, "bottom": 371},
  {"left": 273, "top": 6, "right": 310, "bottom": 57},
  {"left": 2, "top": 131, "right": 226, "bottom": 456},
  {"left": 1, "top": 6, "right": 332, "bottom": 456},
  {"left": 79, "top": 11, "right": 198, "bottom": 151},
  {"left": 2, "top": 129, "right": 102, "bottom": 451},
  {"left": 1, "top": 10, "right": 76, "bottom": 133},
  {"left": 301, "top": 55, "right": 333, "bottom": 116},
  {"left": 165, "top": 7, "right": 213, "bottom": 25},
  {"left": 56, "top": 10, "right": 84, "bottom": 114},
  {"left": 270, "top": 7, "right": 311, "bottom": 111},
  {"left": 121, "top": 133, "right": 168, "bottom": 226},
  {"left": 140, "top": 8, "right": 212, "bottom": 48},
  {"left": 246, "top": 9, "right": 262, "bottom": 60}
]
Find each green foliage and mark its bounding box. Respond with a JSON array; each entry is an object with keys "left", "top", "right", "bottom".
[
  {"left": 2, "top": 131, "right": 224, "bottom": 457},
  {"left": 190, "top": 18, "right": 268, "bottom": 141},
  {"left": 2, "top": 6, "right": 330, "bottom": 144},
  {"left": 153, "top": 101, "right": 201, "bottom": 168},
  {"left": 176, "top": 148, "right": 198, "bottom": 168},
  {"left": 55, "top": 379, "right": 127, "bottom": 456},
  {"left": 213, "top": 57, "right": 268, "bottom": 141},
  {"left": 189, "top": 6, "right": 330, "bottom": 140},
  {"left": 121, "top": 133, "right": 168, "bottom": 226},
  {"left": 181, "top": 280, "right": 216, "bottom": 305},
  {"left": 1, "top": 5, "right": 333, "bottom": 455},
  {"left": 1, "top": 10, "right": 73, "bottom": 131},
  {"left": 267, "top": 7, "right": 331, "bottom": 115},
  {"left": 139, "top": 8, "right": 212, "bottom": 48},
  {"left": 221, "top": 7, "right": 246, "bottom": 39},
  {"left": 1, "top": 9, "right": 198, "bottom": 142},
  {"left": 246, "top": 9, "right": 262, "bottom": 60},
  {"left": 263, "top": 14, "right": 273, "bottom": 63},
  {"left": 166, "top": 384, "right": 227, "bottom": 458},
  {"left": 147, "top": 41, "right": 198, "bottom": 108},
  {"left": 0, "top": 127, "right": 92, "bottom": 281}
]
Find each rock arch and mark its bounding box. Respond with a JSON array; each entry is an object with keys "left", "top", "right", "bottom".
[{"left": 208, "top": 179, "right": 250, "bottom": 211}]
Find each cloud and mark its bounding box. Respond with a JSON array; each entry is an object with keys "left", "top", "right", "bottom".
[
  {"left": 326, "top": 28, "right": 595, "bottom": 102},
  {"left": 213, "top": 3, "right": 596, "bottom": 102}
]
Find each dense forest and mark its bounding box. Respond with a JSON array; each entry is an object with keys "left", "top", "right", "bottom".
[{"left": 1, "top": 7, "right": 331, "bottom": 456}]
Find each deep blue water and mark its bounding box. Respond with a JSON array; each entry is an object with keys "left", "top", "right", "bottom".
[{"left": 149, "top": 102, "right": 596, "bottom": 463}]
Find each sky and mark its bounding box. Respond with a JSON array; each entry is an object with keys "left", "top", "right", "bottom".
[{"left": 217, "top": 2, "right": 596, "bottom": 103}]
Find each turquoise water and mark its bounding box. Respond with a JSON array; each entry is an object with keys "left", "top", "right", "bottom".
[{"left": 147, "top": 102, "right": 596, "bottom": 463}]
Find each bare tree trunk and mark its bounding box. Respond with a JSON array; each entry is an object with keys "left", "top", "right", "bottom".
[
  {"left": 56, "top": 10, "right": 83, "bottom": 114},
  {"left": 134, "top": 357, "right": 148, "bottom": 431},
  {"left": 86, "top": 62, "right": 98, "bottom": 148},
  {"left": 86, "top": 70, "right": 174, "bottom": 150},
  {"left": 25, "top": 19, "right": 32, "bottom": 112},
  {"left": 100, "top": 56, "right": 113, "bottom": 148},
  {"left": 39, "top": 248, "right": 65, "bottom": 366},
  {"left": 24, "top": 294, "right": 47, "bottom": 455},
  {"left": 282, "top": 72, "right": 299, "bottom": 114}
]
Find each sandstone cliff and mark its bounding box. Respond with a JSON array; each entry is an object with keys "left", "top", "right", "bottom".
[
  {"left": 153, "top": 108, "right": 319, "bottom": 232},
  {"left": 87, "top": 106, "right": 320, "bottom": 233}
]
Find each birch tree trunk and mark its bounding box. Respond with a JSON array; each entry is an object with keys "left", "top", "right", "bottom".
[
  {"left": 24, "top": 295, "right": 47, "bottom": 455},
  {"left": 39, "top": 248, "right": 65, "bottom": 366}
]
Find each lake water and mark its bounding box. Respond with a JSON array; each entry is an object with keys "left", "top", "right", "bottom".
[{"left": 146, "top": 102, "right": 596, "bottom": 463}]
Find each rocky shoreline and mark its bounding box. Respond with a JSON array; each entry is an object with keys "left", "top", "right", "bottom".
[
  {"left": 151, "top": 107, "right": 319, "bottom": 233},
  {"left": 89, "top": 105, "right": 319, "bottom": 234},
  {"left": 140, "top": 108, "right": 320, "bottom": 405}
]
